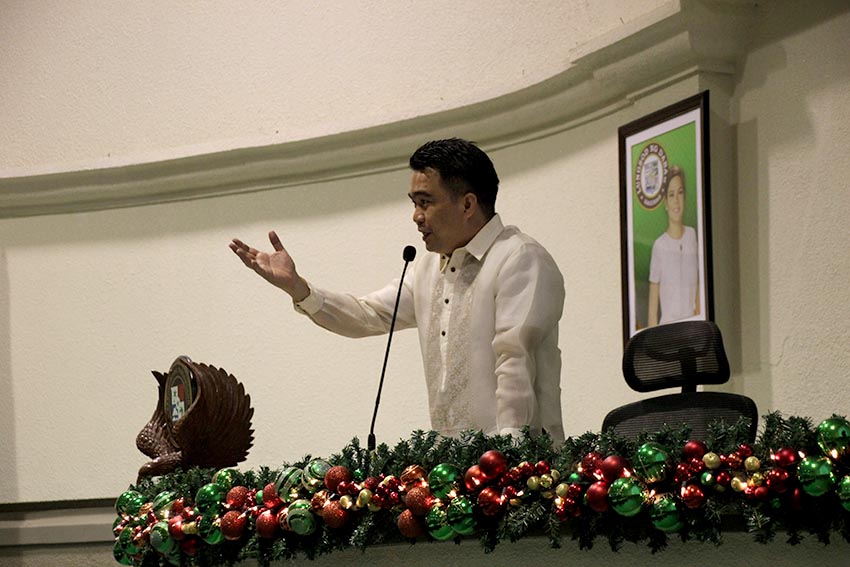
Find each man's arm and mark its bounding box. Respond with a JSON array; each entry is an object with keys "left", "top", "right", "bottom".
[
  {"left": 491, "top": 244, "right": 564, "bottom": 436},
  {"left": 230, "top": 231, "right": 310, "bottom": 301}
]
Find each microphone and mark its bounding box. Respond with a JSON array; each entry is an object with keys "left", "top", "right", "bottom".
[{"left": 368, "top": 246, "right": 416, "bottom": 451}]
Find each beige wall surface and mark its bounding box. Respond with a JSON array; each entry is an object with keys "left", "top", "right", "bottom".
[{"left": 1, "top": 0, "right": 849, "bottom": 514}]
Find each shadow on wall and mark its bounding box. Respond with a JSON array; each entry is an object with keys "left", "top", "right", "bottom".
[{"left": 0, "top": 248, "right": 18, "bottom": 503}]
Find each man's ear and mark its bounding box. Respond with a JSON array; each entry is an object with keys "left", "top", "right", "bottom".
[{"left": 463, "top": 193, "right": 477, "bottom": 216}]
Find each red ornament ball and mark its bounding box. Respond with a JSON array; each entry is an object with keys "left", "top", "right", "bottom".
[
  {"left": 464, "top": 465, "right": 488, "bottom": 492},
  {"left": 220, "top": 510, "right": 247, "bottom": 541},
  {"left": 773, "top": 447, "right": 798, "bottom": 468},
  {"left": 477, "top": 487, "right": 505, "bottom": 516},
  {"left": 167, "top": 516, "right": 185, "bottom": 540},
  {"left": 322, "top": 500, "right": 350, "bottom": 529},
  {"left": 397, "top": 509, "right": 425, "bottom": 539},
  {"left": 683, "top": 440, "right": 708, "bottom": 460},
  {"left": 180, "top": 537, "right": 199, "bottom": 556},
  {"left": 256, "top": 509, "right": 279, "bottom": 538},
  {"left": 324, "top": 466, "right": 352, "bottom": 493},
  {"left": 585, "top": 481, "right": 610, "bottom": 513},
  {"left": 226, "top": 486, "right": 250, "bottom": 510},
  {"left": 405, "top": 486, "right": 433, "bottom": 516},
  {"left": 600, "top": 455, "right": 628, "bottom": 483},
  {"left": 681, "top": 484, "right": 706, "bottom": 509},
  {"left": 479, "top": 450, "right": 508, "bottom": 479},
  {"left": 261, "top": 483, "right": 282, "bottom": 510},
  {"left": 753, "top": 486, "right": 770, "bottom": 501},
  {"left": 766, "top": 468, "right": 790, "bottom": 493},
  {"left": 581, "top": 452, "right": 603, "bottom": 479}
]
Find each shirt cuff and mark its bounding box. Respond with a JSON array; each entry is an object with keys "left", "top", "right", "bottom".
[{"left": 293, "top": 284, "right": 323, "bottom": 315}]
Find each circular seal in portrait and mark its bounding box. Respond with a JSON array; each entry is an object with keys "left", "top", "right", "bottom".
[
  {"left": 634, "top": 142, "right": 669, "bottom": 210},
  {"left": 163, "top": 356, "right": 196, "bottom": 424}
]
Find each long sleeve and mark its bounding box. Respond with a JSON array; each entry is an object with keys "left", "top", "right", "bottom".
[
  {"left": 491, "top": 243, "right": 565, "bottom": 433},
  {"left": 294, "top": 272, "right": 417, "bottom": 338}
]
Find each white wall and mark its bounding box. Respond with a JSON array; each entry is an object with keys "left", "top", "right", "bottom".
[{"left": 0, "top": 1, "right": 849, "bottom": 508}]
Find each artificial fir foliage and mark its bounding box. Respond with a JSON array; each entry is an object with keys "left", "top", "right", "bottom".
[{"left": 114, "top": 413, "right": 850, "bottom": 566}]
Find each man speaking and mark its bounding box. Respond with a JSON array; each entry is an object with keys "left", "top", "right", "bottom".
[{"left": 230, "top": 138, "right": 565, "bottom": 442}]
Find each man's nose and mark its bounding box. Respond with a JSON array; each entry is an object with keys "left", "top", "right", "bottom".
[{"left": 413, "top": 210, "right": 424, "bottom": 224}]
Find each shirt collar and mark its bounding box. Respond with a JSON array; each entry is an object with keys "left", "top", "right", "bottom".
[{"left": 440, "top": 214, "right": 504, "bottom": 270}]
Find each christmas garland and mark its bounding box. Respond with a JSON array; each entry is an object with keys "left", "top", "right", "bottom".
[{"left": 113, "top": 413, "right": 850, "bottom": 566}]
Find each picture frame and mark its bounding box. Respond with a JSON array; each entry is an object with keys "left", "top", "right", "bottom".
[{"left": 618, "top": 91, "right": 713, "bottom": 344}]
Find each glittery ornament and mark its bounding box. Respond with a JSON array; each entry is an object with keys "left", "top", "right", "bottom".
[
  {"left": 585, "top": 481, "right": 609, "bottom": 513},
  {"left": 255, "top": 509, "right": 278, "bottom": 538},
  {"left": 397, "top": 509, "right": 425, "bottom": 539},
  {"left": 608, "top": 477, "right": 645, "bottom": 517},
  {"left": 446, "top": 495, "right": 476, "bottom": 535},
  {"left": 580, "top": 452, "right": 603, "bottom": 479},
  {"left": 651, "top": 495, "right": 683, "bottom": 533},
  {"left": 405, "top": 486, "right": 433, "bottom": 516},
  {"left": 321, "top": 500, "right": 349, "bottom": 529},
  {"left": 323, "top": 466, "right": 352, "bottom": 493},
  {"left": 817, "top": 417, "right": 850, "bottom": 460},
  {"left": 797, "top": 456, "right": 836, "bottom": 497},
  {"left": 194, "top": 483, "right": 225, "bottom": 515},
  {"left": 634, "top": 442, "right": 671, "bottom": 484},
  {"left": 600, "top": 455, "right": 628, "bottom": 483},
  {"left": 212, "top": 468, "right": 238, "bottom": 490},
  {"left": 425, "top": 505, "right": 455, "bottom": 541},
  {"left": 226, "top": 486, "right": 250, "bottom": 510},
  {"left": 428, "top": 463, "right": 462, "bottom": 499},
  {"left": 477, "top": 487, "right": 504, "bottom": 516},
  {"left": 220, "top": 510, "right": 247, "bottom": 540},
  {"left": 478, "top": 450, "right": 508, "bottom": 479}
]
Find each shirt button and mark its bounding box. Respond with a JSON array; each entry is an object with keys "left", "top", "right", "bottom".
[
  {"left": 444, "top": 298, "right": 449, "bottom": 304},
  {"left": 450, "top": 267, "right": 456, "bottom": 272},
  {"left": 441, "top": 330, "right": 446, "bottom": 336}
]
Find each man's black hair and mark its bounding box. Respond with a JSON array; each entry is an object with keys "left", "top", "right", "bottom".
[{"left": 409, "top": 138, "right": 499, "bottom": 215}]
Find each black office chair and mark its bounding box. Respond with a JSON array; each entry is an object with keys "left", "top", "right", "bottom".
[{"left": 602, "top": 321, "right": 758, "bottom": 442}]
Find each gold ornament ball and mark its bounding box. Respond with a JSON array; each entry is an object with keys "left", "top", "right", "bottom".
[
  {"left": 703, "top": 452, "right": 721, "bottom": 470},
  {"left": 731, "top": 477, "right": 745, "bottom": 492},
  {"left": 745, "top": 456, "right": 761, "bottom": 472},
  {"left": 527, "top": 476, "right": 541, "bottom": 491},
  {"left": 555, "top": 483, "right": 569, "bottom": 498}
]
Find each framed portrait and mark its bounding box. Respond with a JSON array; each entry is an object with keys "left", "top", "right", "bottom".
[{"left": 619, "top": 91, "right": 713, "bottom": 344}]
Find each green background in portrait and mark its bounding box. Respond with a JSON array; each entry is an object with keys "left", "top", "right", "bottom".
[{"left": 631, "top": 121, "right": 698, "bottom": 330}]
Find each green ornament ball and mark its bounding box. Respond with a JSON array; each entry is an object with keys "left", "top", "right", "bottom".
[
  {"left": 212, "top": 468, "right": 239, "bottom": 490},
  {"left": 608, "top": 476, "right": 646, "bottom": 517},
  {"left": 286, "top": 499, "right": 317, "bottom": 536},
  {"left": 151, "top": 490, "right": 178, "bottom": 519},
  {"left": 115, "top": 490, "right": 146, "bottom": 516},
  {"left": 197, "top": 514, "right": 224, "bottom": 545},
  {"left": 275, "top": 466, "right": 304, "bottom": 503},
  {"left": 650, "top": 496, "right": 683, "bottom": 533},
  {"left": 150, "top": 520, "right": 176, "bottom": 553},
  {"left": 117, "top": 526, "right": 139, "bottom": 555},
  {"left": 797, "top": 456, "right": 836, "bottom": 497},
  {"left": 817, "top": 417, "right": 850, "bottom": 460},
  {"left": 838, "top": 476, "right": 850, "bottom": 512},
  {"left": 425, "top": 505, "right": 455, "bottom": 541},
  {"left": 428, "top": 463, "right": 462, "bottom": 500},
  {"left": 112, "top": 540, "right": 132, "bottom": 565},
  {"left": 634, "top": 442, "right": 671, "bottom": 484},
  {"left": 446, "top": 495, "right": 476, "bottom": 535},
  {"left": 302, "top": 459, "right": 332, "bottom": 492},
  {"left": 195, "top": 483, "right": 226, "bottom": 515}
]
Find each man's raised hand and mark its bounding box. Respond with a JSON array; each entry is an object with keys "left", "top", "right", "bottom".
[{"left": 229, "top": 231, "right": 310, "bottom": 302}]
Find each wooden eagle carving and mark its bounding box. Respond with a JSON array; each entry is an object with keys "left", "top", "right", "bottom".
[{"left": 136, "top": 356, "right": 254, "bottom": 482}]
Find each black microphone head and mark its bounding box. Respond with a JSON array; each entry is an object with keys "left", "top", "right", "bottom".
[{"left": 403, "top": 245, "right": 417, "bottom": 262}]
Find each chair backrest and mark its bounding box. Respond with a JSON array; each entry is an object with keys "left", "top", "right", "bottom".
[
  {"left": 623, "top": 320, "right": 730, "bottom": 393},
  {"left": 601, "top": 391, "right": 759, "bottom": 442}
]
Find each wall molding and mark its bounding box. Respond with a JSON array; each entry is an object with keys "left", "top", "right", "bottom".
[{"left": 0, "top": 0, "right": 756, "bottom": 219}]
